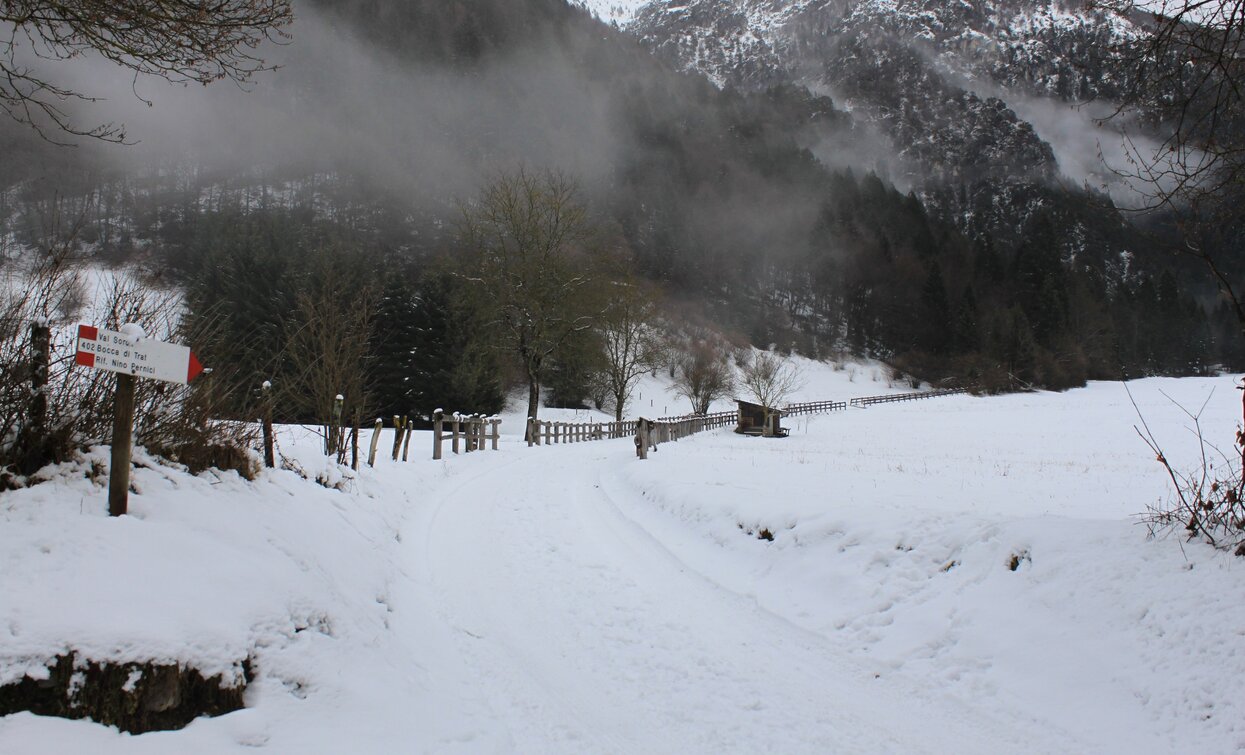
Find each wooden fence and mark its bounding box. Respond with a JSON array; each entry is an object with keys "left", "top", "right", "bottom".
[
  {"left": 783, "top": 399, "right": 848, "bottom": 416},
  {"left": 526, "top": 418, "right": 638, "bottom": 446},
  {"left": 633, "top": 411, "right": 737, "bottom": 458},
  {"left": 433, "top": 411, "right": 502, "bottom": 460},
  {"left": 848, "top": 387, "right": 967, "bottom": 408},
  {"left": 520, "top": 388, "right": 967, "bottom": 460}
]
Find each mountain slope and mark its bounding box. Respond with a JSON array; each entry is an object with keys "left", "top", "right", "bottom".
[{"left": 632, "top": 0, "right": 1141, "bottom": 188}]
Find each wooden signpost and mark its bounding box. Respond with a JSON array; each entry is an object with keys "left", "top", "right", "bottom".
[{"left": 74, "top": 324, "right": 205, "bottom": 517}]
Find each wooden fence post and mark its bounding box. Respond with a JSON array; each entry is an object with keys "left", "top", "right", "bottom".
[
  {"left": 433, "top": 410, "right": 444, "bottom": 460},
  {"left": 350, "top": 408, "right": 361, "bottom": 470},
  {"left": 400, "top": 416, "right": 413, "bottom": 461},
  {"left": 451, "top": 414, "right": 461, "bottom": 454},
  {"left": 368, "top": 417, "right": 383, "bottom": 466},
  {"left": 491, "top": 418, "right": 501, "bottom": 450},
  {"left": 391, "top": 415, "right": 404, "bottom": 461},
  {"left": 108, "top": 373, "right": 136, "bottom": 517},
  {"left": 19, "top": 322, "right": 50, "bottom": 475},
  {"left": 261, "top": 381, "right": 275, "bottom": 469},
  {"left": 328, "top": 394, "right": 344, "bottom": 457}
]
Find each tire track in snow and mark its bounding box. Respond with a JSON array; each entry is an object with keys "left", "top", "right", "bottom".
[{"left": 412, "top": 441, "right": 1065, "bottom": 753}]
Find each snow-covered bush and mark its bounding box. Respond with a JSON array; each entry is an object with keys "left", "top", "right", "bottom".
[{"left": 1, "top": 250, "right": 257, "bottom": 487}]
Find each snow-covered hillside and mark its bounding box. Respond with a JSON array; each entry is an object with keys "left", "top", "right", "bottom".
[
  {"left": 572, "top": 0, "right": 651, "bottom": 25},
  {"left": 2, "top": 362, "right": 1243, "bottom": 752}
]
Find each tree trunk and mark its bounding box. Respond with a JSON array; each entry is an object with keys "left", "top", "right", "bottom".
[{"left": 525, "top": 379, "right": 540, "bottom": 442}]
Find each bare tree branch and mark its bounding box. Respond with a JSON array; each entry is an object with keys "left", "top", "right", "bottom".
[{"left": 1, "top": 0, "right": 292, "bottom": 143}]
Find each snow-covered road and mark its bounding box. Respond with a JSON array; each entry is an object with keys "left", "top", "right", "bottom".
[{"left": 413, "top": 442, "right": 1057, "bottom": 753}]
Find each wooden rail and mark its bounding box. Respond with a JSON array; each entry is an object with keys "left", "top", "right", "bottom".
[
  {"left": 782, "top": 399, "right": 847, "bottom": 415},
  {"left": 524, "top": 387, "right": 967, "bottom": 461},
  {"left": 848, "top": 388, "right": 967, "bottom": 408},
  {"left": 526, "top": 417, "right": 638, "bottom": 447},
  {"left": 433, "top": 411, "right": 501, "bottom": 460}
]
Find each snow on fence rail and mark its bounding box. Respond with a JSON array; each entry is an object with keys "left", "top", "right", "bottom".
[
  {"left": 848, "top": 388, "right": 967, "bottom": 408},
  {"left": 432, "top": 410, "right": 501, "bottom": 460}
]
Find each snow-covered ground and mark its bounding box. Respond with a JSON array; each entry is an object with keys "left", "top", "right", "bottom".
[{"left": 2, "top": 360, "right": 1243, "bottom": 753}]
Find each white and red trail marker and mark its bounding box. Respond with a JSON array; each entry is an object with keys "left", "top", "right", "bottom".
[{"left": 75, "top": 325, "right": 204, "bottom": 385}]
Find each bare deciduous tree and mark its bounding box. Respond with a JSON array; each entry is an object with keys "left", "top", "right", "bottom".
[
  {"left": 1097, "top": 1, "right": 1245, "bottom": 551},
  {"left": 673, "top": 342, "right": 734, "bottom": 415},
  {"left": 600, "top": 279, "right": 664, "bottom": 421},
  {"left": 1093, "top": 0, "right": 1245, "bottom": 327},
  {"left": 459, "top": 169, "right": 606, "bottom": 440},
  {"left": 739, "top": 351, "right": 803, "bottom": 431},
  {"left": 1, "top": 0, "right": 293, "bottom": 143},
  {"left": 740, "top": 351, "right": 802, "bottom": 409},
  {"left": 281, "top": 247, "right": 375, "bottom": 460}
]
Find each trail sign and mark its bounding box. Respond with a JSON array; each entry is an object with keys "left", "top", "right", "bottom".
[
  {"left": 75, "top": 325, "right": 204, "bottom": 385},
  {"left": 73, "top": 323, "right": 205, "bottom": 517}
]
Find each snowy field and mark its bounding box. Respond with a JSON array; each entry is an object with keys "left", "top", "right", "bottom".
[{"left": 1, "top": 360, "right": 1243, "bottom": 753}]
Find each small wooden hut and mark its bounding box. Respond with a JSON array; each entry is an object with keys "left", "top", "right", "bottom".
[{"left": 735, "top": 400, "right": 787, "bottom": 437}]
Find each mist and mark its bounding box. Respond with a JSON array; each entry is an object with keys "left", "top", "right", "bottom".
[
  {"left": 30, "top": 2, "right": 629, "bottom": 209},
  {"left": 999, "top": 92, "right": 1175, "bottom": 208}
]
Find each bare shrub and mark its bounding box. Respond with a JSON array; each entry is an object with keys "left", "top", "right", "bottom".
[
  {"left": 1131, "top": 385, "right": 1245, "bottom": 556},
  {"left": 673, "top": 342, "right": 734, "bottom": 415},
  {"left": 2, "top": 260, "right": 259, "bottom": 485}
]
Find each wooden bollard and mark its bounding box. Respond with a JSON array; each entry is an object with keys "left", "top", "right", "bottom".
[
  {"left": 401, "top": 416, "right": 413, "bottom": 461},
  {"left": 108, "top": 373, "right": 136, "bottom": 517},
  {"left": 261, "top": 380, "right": 275, "bottom": 469},
  {"left": 351, "top": 408, "right": 361, "bottom": 470},
  {"left": 527, "top": 417, "right": 536, "bottom": 447},
  {"left": 391, "top": 415, "right": 404, "bottom": 461},
  {"left": 636, "top": 418, "right": 649, "bottom": 460},
  {"left": 328, "top": 394, "right": 344, "bottom": 457},
  {"left": 433, "top": 410, "right": 444, "bottom": 460},
  {"left": 368, "top": 417, "right": 383, "bottom": 466}
]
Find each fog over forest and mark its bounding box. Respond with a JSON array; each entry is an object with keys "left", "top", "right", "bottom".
[
  {"left": 2, "top": 0, "right": 1238, "bottom": 394},
  {"left": 33, "top": 4, "right": 626, "bottom": 204}
]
